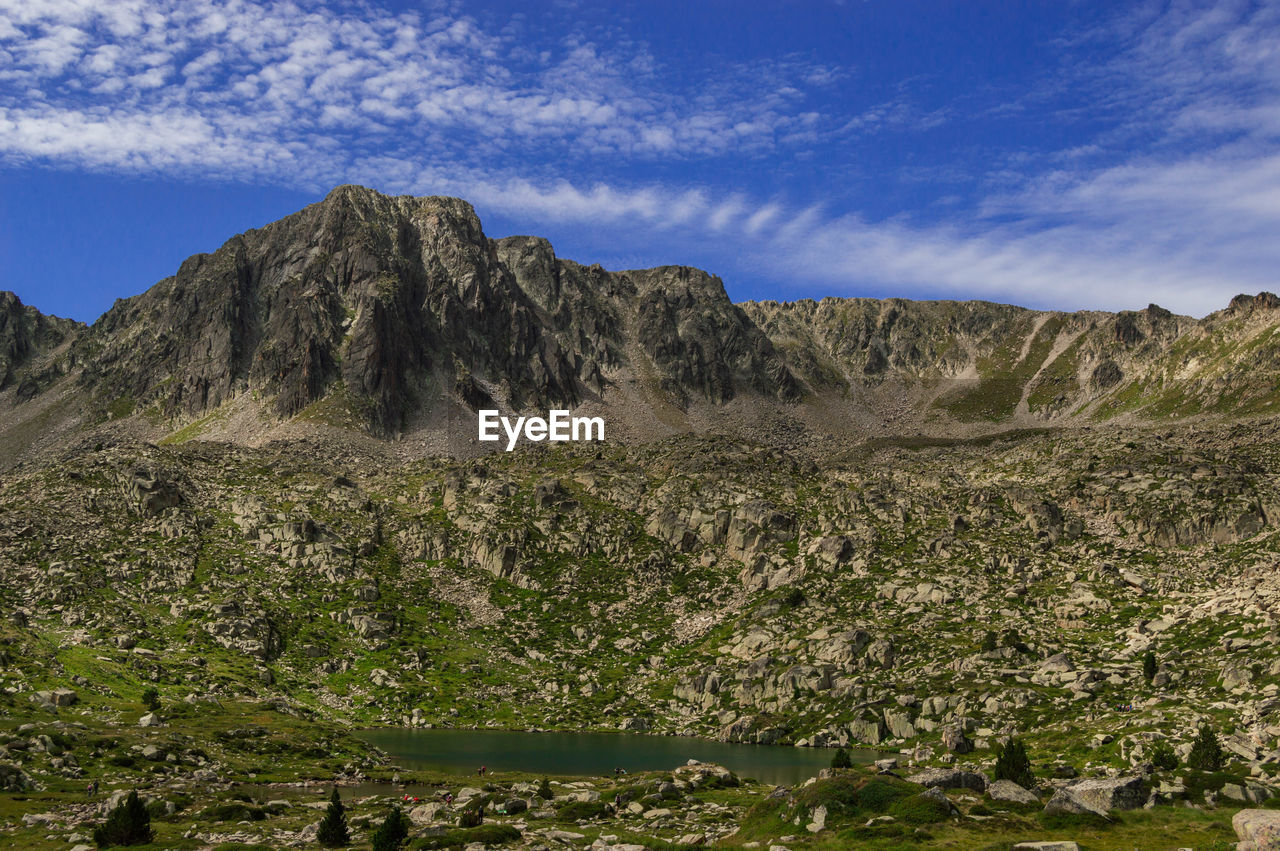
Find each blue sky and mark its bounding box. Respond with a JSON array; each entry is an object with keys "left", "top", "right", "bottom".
[{"left": 2, "top": 1, "right": 1279, "bottom": 322}]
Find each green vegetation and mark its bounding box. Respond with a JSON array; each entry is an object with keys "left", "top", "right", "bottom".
[
  {"left": 1143, "top": 650, "right": 1158, "bottom": 683},
  {"left": 457, "top": 804, "right": 484, "bottom": 828},
  {"left": 940, "top": 314, "right": 1065, "bottom": 421},
  {"left": 1189, "top": 724, "right": 1225, "bottom": 772},
  {"left": 371, "top": 805, "right": 411, "bottom": 851},
  {"left": 993, "top": 738, "right": 1034, "bottom": 789},
  {"left": 317, "top": 787, "right": 350, "bottom": 847},
  {"left": 1151, "top": 739, "right": 1179, "bottom": 770},
  {"left": 412, "top": 824, "right": 521, "bottom": 849},
  {"left": 93, "top": 789, "right": 152, "bottom": 847},
  {"left": 831, "top": 747, "right": 852, "bottom": 769}
]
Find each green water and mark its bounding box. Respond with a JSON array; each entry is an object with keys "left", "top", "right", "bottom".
[{"left": 357, "top": 728, "right": 882, "bottom": 786}]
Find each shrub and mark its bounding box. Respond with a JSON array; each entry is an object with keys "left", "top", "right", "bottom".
[
  {"left": 1143, "top": 651, "right": 1157, "bottom": 683},
  {"left": 1188, "top": 724, "right": 1224, "bottom": 772},
  {"left": 796, "top": 775, "right": 907, "bottom": 817},
  {"left": 413, "top": 824, "right": 521, "bottom": 849},
  {"left": 457, "top": 805, "right": 484, "bottom": 828},
  {"left": 890, "top": 793, "right": 951, "bottom": 824},
  {"left": 94, "top": 790, "right": 153, "bottom": 847},
  {"left": 317, "top": 787, "right": 350, "bottom": 847},
  {"left": 1150, "top": 740, "right": 1178, "bottom": 770},
  {"left": 371, "top": 805, "right": 410, "bottom": 851},
  {"left": 537, "top": 777, "right": 553, "bottom": 800},
  {"left": 993, "top": 739, "right": 1034, "bottom": 789},
  {"left": 556, "top": 800, "right": 608, "bottom": 821},
  {"left": 980, "top": 631, "right": 998, "bottom": 652},
  {"left": 203, "top": 803, "right": 266, "bottom": 822},
  {"left": 831, "top": 748, "right": 852, "bottom": 769},
  {"left": 141, "top": 687, "right": 160, "bottom": 712}
]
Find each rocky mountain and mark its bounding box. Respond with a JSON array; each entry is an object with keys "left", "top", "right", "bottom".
[
  {"left": 5, "top": 186, "right": 1280, "bottom": 848},
  {"left": 2, "top": 185, "right": 1280, "bottom": 468}
]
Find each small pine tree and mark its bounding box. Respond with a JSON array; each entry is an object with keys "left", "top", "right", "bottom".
[
  {"left": 1188, "top": 724, "right": 1224, "bottom": 771},
  {"left": 1150, "top": 740, "right": 1179, "bottom": 771},
  {"left": 317, "top": 787, "right": 350, "bottom": 847},
  {"left": 537, "top": 777, "right": 553, "bottom": 800},
  {"left": 831, "top": 747, "right": 852, "bottom": 769},
  {"left": 980, "top": 631, "right": 998, "bottom": 652},
  {"left": 370, "top": 804, "right": 410, "bottom": 851},
  {"left": 993, "top": 738, "right": 1035, "bottom": 789},
  {"left": 457, "top": 804, "right": 484, "bottom": 828},
  {"left": 1142, "top": 651, "right": 1158, "bottom": 683},
  {"left": 141, "top": 687, "right": 160, "bottom": 712},
  {"left": 93, "top": 789, "right": 153, "bottom": 847}
]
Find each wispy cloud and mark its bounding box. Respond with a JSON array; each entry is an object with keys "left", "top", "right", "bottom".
[
  {"left": 2, "top": 0, "right": 1280, "bottom": 316},
  {"left": 0, "top": 0, "right": 829, "bottom": 176}
]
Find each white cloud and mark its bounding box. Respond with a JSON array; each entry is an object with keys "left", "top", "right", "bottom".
[{"left": 1, "top": 0, "right": 1279, "bottom": 316}]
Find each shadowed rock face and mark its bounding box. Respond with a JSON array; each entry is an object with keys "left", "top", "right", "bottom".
[
  {"left": 3, "top": 184, "right": 1280, "bottom": 449},
  {"left": 0, "top": 291, "right": 82, "bottom": 399},
  {"left": 78, "top": 187, "right": 587, "bottom": 430},
  {"left": 38, "top": 186, "right": 797, "bottom": 433}
]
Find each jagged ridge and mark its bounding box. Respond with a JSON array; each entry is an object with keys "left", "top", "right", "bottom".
[{"left": 2, "top": 185, "right": 1280, "bottom": 461}]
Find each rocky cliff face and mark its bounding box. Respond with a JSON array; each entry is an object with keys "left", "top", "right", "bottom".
[
  {"left": 0, "top": 292, "right": 81, "bottom": 401},
  {"left": 1, "top": 184, "right": 1279, "bottom": 460}
]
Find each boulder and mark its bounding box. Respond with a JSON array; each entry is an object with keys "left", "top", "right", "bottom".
[
  {"left": 408, "top": 802, "right": 444, "bottom": 824},
  {"left": 1065, "top": 776, "right": 1145, "bottom": 812},
  {"left": 1042, "top": 789, "right": 1107, "bottom": 819},
  {"left": 138, "top": 712, "right": 161, "bottom": 727},
  {"left": 1235, "top": 808, "right": 1280, "bottom": 851},
  {"left": 32, "top": 688, "right": 78, "bottom": 708},
  {"left": 906, "top": 767, "right": 987, "bottom": 792},
  {"left": 1012, "top": 843, "right": 1080, "bottom": 851},
  {"left": 918, "top": 785, "right": 961, "bottom": 816},
  {"left": 942, "top": 726, "right": 974, "bottom": 754},
  {"left": 988, "top": 779, "right": 1039, "bottom": 805},
  {"left": 673, "top": 761, "right": 738, "bottom": 789},
  {"left": 0, "top": 763, "right": 32, "bottom": 791},
  {"left": 1040, "top": 653, "right": 1075, "bottom": 673}
]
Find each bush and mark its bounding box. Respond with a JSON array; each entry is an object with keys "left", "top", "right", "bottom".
[
  {"left": 831, "top": 748, "right": 852, "bottom": 769},
  {"left": 537, "top": 777, "right": 553, "bottom": 800},
  {"left": 413, "top": 824, "right": 521, "bottom": 849},
  {"left": 993, "top": 739, "right": 1034, "bottom": 789},
  {"left": 141, "top": 687, "right": 160, "bottom": 712},
  {"left": 1150, "top": 740, "right": 1178, "bottom": 771},
  {"left": 371, "top": 805, "right": 410, "bottom": 851},
  {"left": 796, "top": 775, "right": 907, "bottom": 817},
  {"left": 555, "top": 800, "right": 608, "bottom": 821},
  {"left": 1143, "top": 651, "right": 1157, "bottom": 683},
  {"left": 889, "top": 792, "right": 951, "bottom": 824},
  {"left": 980, "top": 631, "right": 998, "bottom": 652},
  {"left": 1188, "top": 724, "right": 1224, "bottom": 772},
  {"left": 317, "top": 787, "right": 350, "bottom": 847},
  {"left": 203, "top": 803, "right": 266, "bottom": 822},
  {"left": 457, "top": 805, "right": 484, "bottom": 828},
  {"left": 94, "top": 790, "right": 153, "bottom": 847}
]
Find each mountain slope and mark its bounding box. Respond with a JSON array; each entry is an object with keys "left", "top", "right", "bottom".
[{"left": 2, "top": 185, "right": 1280, "bottom": 468}]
